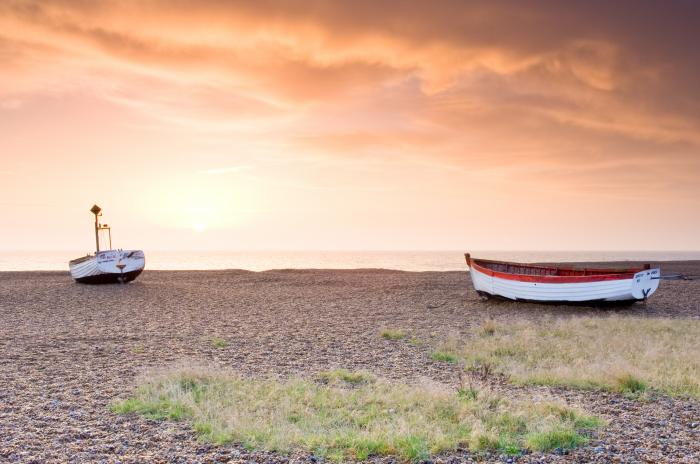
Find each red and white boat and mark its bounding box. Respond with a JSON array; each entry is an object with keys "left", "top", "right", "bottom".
[{"left": 465, "top": 253, "right": 660, "bottom": 305}]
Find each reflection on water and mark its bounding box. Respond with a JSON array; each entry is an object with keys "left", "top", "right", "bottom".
[{"left": 1, "top": 250, "right": 700, "bottom": 272}]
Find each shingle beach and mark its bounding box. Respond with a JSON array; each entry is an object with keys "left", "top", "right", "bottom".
[{"left": 1, "top": 263, "right": 699, "bottom": 463}]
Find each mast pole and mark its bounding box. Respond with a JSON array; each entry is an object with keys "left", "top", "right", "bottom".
[
  {"left": 90, "top": 204, "right": 103, "bottom": 253},
  {"left": 94, "top": 211, "right": 100, "bottom": 253}
]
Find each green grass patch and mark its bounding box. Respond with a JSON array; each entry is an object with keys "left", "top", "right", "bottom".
[
  {"left": 456, "top": 316, "right": 700, "bottom": 398},
  {"left": 526, "top": 429, "right": 588, "bottom": 451},
  {"left": 380, "top": 329, "right": 407, "bottom": 340},
  {"left": 457, "top": 386, "right": 480, "bottom": 401},
  {"left": 615, "top": 374, "right": 647, "bottom": 394},
  {"left": 111, "top": 368, "right": 600, "bottom": 462},
  {"left": 431, "top": 350, "right": 459, "bottom": 364},
  {"left": 211, "top": 337, "right": 228, "bottom": 348},
  {"left": 317, "top": 368, "right": 375, "bottom": 385},
  {"left": 110, "top": 396, "right": 190, "bottom": 421}
]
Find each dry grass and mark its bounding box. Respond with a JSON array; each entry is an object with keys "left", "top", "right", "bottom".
[
  {"left": 459, "top": 316, "right": 700, "bottom": 398},
  {"left": 316, "top": 368, "right": 375, "bottom": 385},
  {"left": 111, "top": 368, "right": 601, "bottom": 462},
  {"left": 480, "top": 319, "right": 497, "bottom": 336},
  {"left": 430, "top": 332, "right": 462, "bottom": 364},
  {"left": 210, "top": 337, "right": 228, "bottom": 348},
  {"left": 380, "top": 328, "right": 407, "bottom": 340}
]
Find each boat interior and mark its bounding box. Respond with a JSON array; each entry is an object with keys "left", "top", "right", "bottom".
[
  {"left": 473, "top": 258, "right": 647, "bottom": 277},
  {"left": 69, "top": 254, "right": 94, "bottom": 265}
]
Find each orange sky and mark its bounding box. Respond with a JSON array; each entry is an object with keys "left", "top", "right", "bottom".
[{"left": 1, "top": 0, "right": 699, "bottom": 251}]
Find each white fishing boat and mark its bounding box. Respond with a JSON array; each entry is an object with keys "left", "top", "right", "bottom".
[
  {"left": 69, "top": 205, "right": 145, "bottom": 284},
  {"left": 465, "top": 253, "right": 660, "bottom": 305}
]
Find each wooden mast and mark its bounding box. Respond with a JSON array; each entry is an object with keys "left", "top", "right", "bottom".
[{"left": 90, "top": 204, "right": 102, "bottom": 252}]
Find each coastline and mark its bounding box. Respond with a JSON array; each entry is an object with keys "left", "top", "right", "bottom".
[{"left": 3, "top": 250, "right": 700, "bottom": 272}]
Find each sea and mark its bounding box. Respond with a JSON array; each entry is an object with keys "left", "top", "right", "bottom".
[{"left": 1, "top": 250, "right": 699, "bottom": 272}]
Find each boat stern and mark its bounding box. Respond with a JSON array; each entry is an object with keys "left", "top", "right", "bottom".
[
  {"left": 96, "top": 250, "right": 146, "bottom": 274},
  {"left": 631, "top": 267, "right": 661, "bottom": 300}
]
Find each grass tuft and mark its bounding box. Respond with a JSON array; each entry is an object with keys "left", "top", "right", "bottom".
[
  {"left": 615, "top": 374, "right": 647, "bottom": 394},
  {"left": 395, "top": 435, "right": 429, "bottom": 462},
  {"left": 380, "top": 329, "right": 407, "bottom": 340},
  {"left": 526, "top": 429, "right": 588, "bottom": 451},
  {"left": 481, "top": 319, "right": 497, "bottom": 336},
  {"left": 431, "top": 351, "right": 459, "bottom": 364},
  {"left": 211, "top": 337, "right": 228, "bottom": 348},
  {"left": 457, "top": 387, "right": 480, "bottom": 401},
  {"left": 317, "top": 368, "right": 375, "bottom": 385},
  {"left": 131, "top": 344, "right": 145, "bottom": 354},
  {"left": 112, "top": 368, "right": 601, "bottom": 462},
  {"left": 109, "top": 396, "right": 190, "bottom": 421}
]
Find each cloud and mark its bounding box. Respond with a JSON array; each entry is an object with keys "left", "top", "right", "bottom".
[{"left": 0, "top": 0, "right": 698, "bottom": 199}]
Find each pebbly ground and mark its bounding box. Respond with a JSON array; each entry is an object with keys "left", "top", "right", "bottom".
[{"left": 0, "top": 262, "right": 699, "bottom": 463}]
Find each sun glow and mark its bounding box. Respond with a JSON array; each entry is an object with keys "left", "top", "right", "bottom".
[{"left": 138, "top": 171, "right": 260, "bottom": 232}]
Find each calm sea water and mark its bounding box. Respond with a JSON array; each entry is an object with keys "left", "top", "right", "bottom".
[{"left": 1, "top": 250, "right": 699, "bottom": 272}]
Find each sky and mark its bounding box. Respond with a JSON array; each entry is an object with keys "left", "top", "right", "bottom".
[{"left": 1, "top": 0, "right": 699, "bottom": 251}]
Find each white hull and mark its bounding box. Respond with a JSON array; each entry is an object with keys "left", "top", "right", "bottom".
[
  {"left": 69, "top": 250, "right": 145, "bottom": 283},
  {"left": 470, "top": 265, "right": 660, "bottom": 303}
]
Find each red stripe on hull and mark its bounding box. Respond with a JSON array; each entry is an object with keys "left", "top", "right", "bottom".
[{"left": 466, "top": 254, "right": 642, "bottom": 284}]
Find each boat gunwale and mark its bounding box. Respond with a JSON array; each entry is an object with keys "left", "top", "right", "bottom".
[
  {"left": 69, "top": 255, "right": 95, "bottom": 266},
  {"left": 466, "top": 254, "right": 650, "bottom": 284}
]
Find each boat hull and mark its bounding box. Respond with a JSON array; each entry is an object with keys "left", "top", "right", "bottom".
[
  {"left": 69, "top": 250, "right": 145, "bottom": 284},
  {"left": 74, "top": 269, "right": 143, "bottom": 284},
  {"left": 467, "top": 255, "right": 660, "bottom": 305}
]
